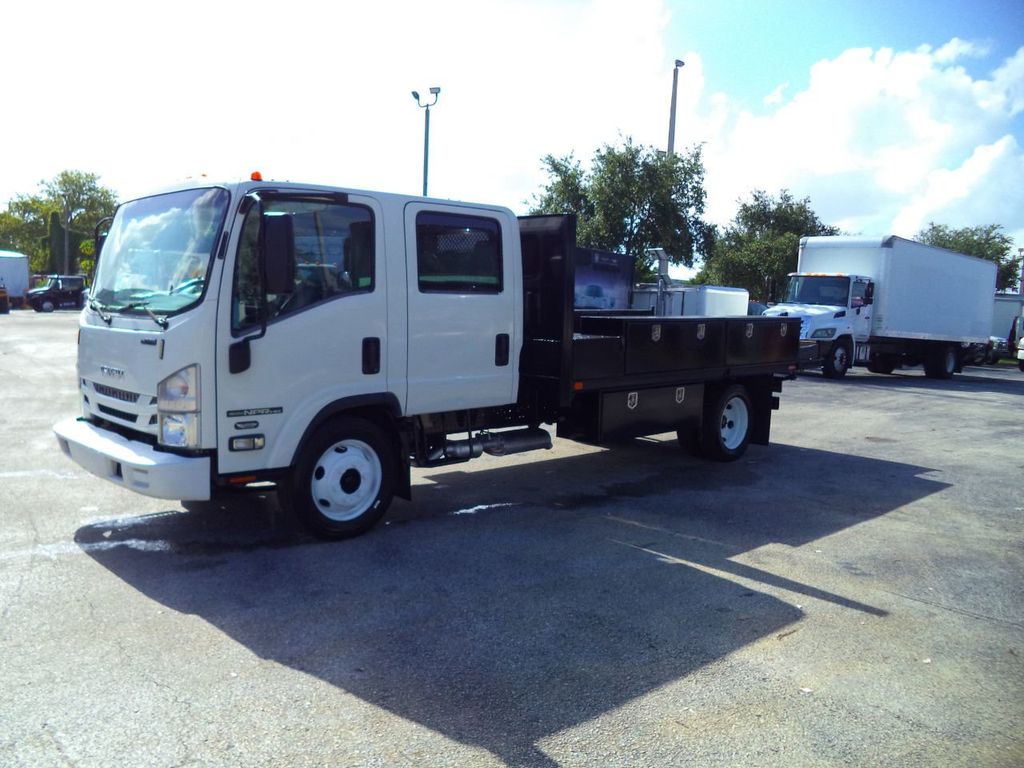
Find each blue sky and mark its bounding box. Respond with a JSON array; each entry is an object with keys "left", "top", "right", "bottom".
[
  {"left": 673, "top": 0, "right": 1023, "bottom": 104},
  {"left": 3, "top": 1, "right": 1023, "bottom": 273}
]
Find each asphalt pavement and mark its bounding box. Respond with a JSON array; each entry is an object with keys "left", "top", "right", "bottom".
[{"left": 1, "top": 310, "right": 1022, "bottom": 767}]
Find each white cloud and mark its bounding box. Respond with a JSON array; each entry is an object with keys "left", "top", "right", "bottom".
[{"left": 691, "top": 42, "right": 1024, "bottom": 249}]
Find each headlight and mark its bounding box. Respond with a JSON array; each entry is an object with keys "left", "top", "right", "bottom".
[
  {"left": 158, "top": 365, "right": 199, "bottom": 412},
  {"left": 158, "top": 365, "right": 200, "bottom": 448},
  {"left": 160, "top": 413, "right": 200, "bottom": 448},
  {"left": 810, "top": 328, "right": 837, "bottom": 339}
]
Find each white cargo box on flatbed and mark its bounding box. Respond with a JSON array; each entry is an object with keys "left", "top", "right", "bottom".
[{"left": 798, "top": 236, "right": 995, "bottom": 343}]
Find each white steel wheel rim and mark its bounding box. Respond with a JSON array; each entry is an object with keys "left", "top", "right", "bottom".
[
  {"left": 310, "top": 438, "right": 382, "bottom": 522},
  {"left": 833, "top": 345, "right": 848, "bottom": 369},
  {"left": 719, "top": 396, "right": 750, "bottom": 451}
]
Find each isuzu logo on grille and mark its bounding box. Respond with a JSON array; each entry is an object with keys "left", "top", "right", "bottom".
[{"left": 100, "top": 365, "right": 126, "bottom": 379}]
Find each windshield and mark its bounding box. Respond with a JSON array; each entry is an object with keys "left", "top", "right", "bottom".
[
  {"left": 92, "top": 187, "right": 230, "bottom": 315},
  {"left": 784, "top": 275, "right": 850, "bottom": 306}
]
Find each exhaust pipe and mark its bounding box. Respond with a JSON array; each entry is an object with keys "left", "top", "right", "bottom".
[{"left": 444, "top": 427, "right": 552, "bottom": 460}]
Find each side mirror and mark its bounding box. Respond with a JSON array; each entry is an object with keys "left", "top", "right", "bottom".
[{"left": 261, "top": 214, "right": 295, "bottom": 295}]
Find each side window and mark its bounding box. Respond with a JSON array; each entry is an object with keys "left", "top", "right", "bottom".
[
  {"left": 851, "top": 280, "right": 868, "bottom": 308},
  {"left": 232, "top": 198, "right": 374, "bottom": 333},
  {"left": 416, "top": 211, "right": 502, "bottom": 293}
]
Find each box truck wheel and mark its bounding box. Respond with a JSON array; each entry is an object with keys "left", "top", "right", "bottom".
[
  {"left": 700, "top": 384, "right": 752, "bottom": 462},
  {"left": 822, "top": 339, "right": 851, "bottom": 378},
  {"left": 924, "top": 346, "right": 957, "bottom": 379},
  {"left": 286, "top": 416, "right": 395, "bottom": 538}
]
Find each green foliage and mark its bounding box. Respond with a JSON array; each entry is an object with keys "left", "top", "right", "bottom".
[
  {"left": 695, "top": 190, "right": 839, "bottom": 301},
  {"left": 530, "top": 137, "right": 712, "bottom": 280},
  {"left": 916, "top": 223, "right": 1021, "bottom": 292},
  {"left": 0, "top": 170, "right": 117, "bottom": 275}
]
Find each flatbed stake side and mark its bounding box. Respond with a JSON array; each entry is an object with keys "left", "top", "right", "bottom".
[{"left": 54, "top": 180, "right": 800, "bottom": 538}]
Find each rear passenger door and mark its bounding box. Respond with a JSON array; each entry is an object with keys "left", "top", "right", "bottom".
[{"left": 404, "top": 203, "right": 518, "bottom": 414}]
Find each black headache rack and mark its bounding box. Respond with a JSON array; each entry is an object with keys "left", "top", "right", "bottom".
[{"left": 516, "top": 214, "right": 801, "bottom": 443}]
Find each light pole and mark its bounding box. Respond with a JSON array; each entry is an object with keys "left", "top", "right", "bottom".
[
  {"left": 412, "top": 87, "right": 441, "bottom": 196},
  {"left": 667, "top": 59, "right": 684, "bottom": 154}
]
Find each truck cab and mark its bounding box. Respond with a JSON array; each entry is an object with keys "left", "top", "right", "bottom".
[
  {"left": 763, "top": 272, "right": 874, "bottom": 377},
  {"left": 29, "top": 274, "right": 87, "bottom": 312}
]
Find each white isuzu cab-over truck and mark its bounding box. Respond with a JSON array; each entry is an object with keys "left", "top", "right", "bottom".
[
  {"left": 764, "top": 235, "right": 996, "bottom": 379},
  {"left": 55, "top": 178, "right": 800, "bottom": 538}
]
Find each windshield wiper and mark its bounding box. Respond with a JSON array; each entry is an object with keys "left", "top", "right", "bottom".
[
  {"left": 122, "top": 302, "right": 170, "bottom": 330},
  {"left": 88, "top": 298, "right": 113, "bottom": 325}
]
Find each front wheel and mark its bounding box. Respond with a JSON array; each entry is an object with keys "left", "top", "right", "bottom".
[
  {"left": 700, "top": 384, "right": 752, "bottom": 462},
  {"left": 822, "top": 339, "right": 851, "bottom": 378},
  {"left": 286, "top": 417, "right": 395, "bottom": 539}
]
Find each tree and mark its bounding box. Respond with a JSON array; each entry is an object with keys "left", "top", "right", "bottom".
[
  {"left": 0, "top": 171, "right": 117, "bottom": 275},
  {"left": 530, "top": 137, "right": 712, "bottom": 279},
  {"left": 42, "top": 171, "right": 118, "bottom": 274},
  {"left": 0, "top": 195, "right": 51, "bottom": 271},
  {"left": 916, "top": 223, "right": 1021, "bottom": 292},
  {"left": 695, "top": 190, "right": 839, "bottom": 300}
]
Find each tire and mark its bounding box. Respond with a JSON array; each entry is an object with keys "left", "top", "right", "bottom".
[
  {"left": 286, "top": 416, "right": 395, "bottom": 539},
  {"left": 924, "top": 346, "right": 957, "bottom": 379},
  {"left": 1019, "top": 360, "right": 1024, "bottom": 372},
  {"left": 699, "top": 384, "right": 752, "bottom": 462},
  {"left": 822, "top": 339, "right": 851, "bottom": 379},
  {"left": 40, "top": 299, "right": 55, "bottom": 313}
]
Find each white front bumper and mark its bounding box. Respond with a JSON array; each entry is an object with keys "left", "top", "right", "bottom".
[{"left": 54, "top": 417, "right": 211, "bottom": 501}]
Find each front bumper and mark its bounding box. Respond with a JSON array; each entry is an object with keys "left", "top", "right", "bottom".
[{"left": 54, "top": 417, "right": 211, "bottom": 501}]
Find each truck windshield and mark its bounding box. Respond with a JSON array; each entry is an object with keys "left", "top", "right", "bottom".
[
  {"left": 784, "top": 275, "right": 850, "bottom": 306},
  {"left": 92, "top": 187, "right": 229, "bottom": 315}
]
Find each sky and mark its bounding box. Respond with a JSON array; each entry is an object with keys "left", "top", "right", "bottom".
[{"left": 3, "top": 0, "right": 1023, "bottom": 275}]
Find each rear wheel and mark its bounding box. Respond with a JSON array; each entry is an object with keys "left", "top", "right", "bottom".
[
  {"left": 700, "top": 384, "right": 752, "bottom": 462},
  {"left": 822, "top": 339, "right": 851, "bottom": 378},
  {"left": 924, "top": 346, "right": 957, "bottom": 379},
  {"left": 286, "top": 417, "right": 395, "bottom": 539}
]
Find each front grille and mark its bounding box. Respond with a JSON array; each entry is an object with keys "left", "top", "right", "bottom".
[
  {"left": 98, "top": 404, "right": 138, "bottom": 423},
  {"left": 93, "top": 382, "right": 140, "bottom": 403}
]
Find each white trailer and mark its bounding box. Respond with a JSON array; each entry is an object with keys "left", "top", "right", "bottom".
[
  {"left": 993, "top": 294, "right": 1024, "bottom": 339},
  {"left": 0, "top": 250, "right": 30, "bottom": 307},
  {"left": 763, "top": 236, "right": 996, "bottom": 379},
  {"left": 632, "top": 284, "right": 748, "bottom": 316}
]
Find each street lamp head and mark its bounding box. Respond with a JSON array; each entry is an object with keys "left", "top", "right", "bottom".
[
  {"left": 411, "top": 90, "right": 420, "bottom": 101},
  {"left": 429, "top": 86, "right": 441, "bottom": 96},
  {"left": 675, "top": 59, "right": 685, "bottom": 68}
]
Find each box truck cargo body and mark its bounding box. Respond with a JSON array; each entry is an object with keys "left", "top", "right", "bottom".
[
  {"left": 0, "top": 250, "right": 30, "bottom": 307},
  {"left": 763, "top": 236, "right": 996, "bottom": 379}
]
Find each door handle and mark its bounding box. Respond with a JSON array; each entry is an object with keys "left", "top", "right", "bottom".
[
  {"left": 362, "top": 337, "right": 381, "bottom": 374},
  {"left": 495, "top": 333, "right": 510, "bottom": 366}
]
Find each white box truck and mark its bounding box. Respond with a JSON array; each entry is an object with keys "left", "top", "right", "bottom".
[
  {"left": 54, "top": 178, "right": 800, "bottom": 539},
  {"left": 0, "top": 250, "right": 30, "bottom": 308},
  {"left": 763, "top": 236, "right": 996, "bottom": 379}
]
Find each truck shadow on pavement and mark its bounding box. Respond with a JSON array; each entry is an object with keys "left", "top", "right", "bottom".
[{"left": 75, "top": 441, "right": 949, "bottom": 767}]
